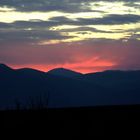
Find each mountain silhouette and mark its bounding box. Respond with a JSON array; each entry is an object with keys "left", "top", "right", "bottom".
[
  {"left": 0, "top": 64, "right": 140, "bottom": 109},
  {"left": 0, "top": 63, "right": 13, "bottom": 73},
  {"left": 48, "top": 68, "right": 82, "bottom": 78},
  {"left": 16, "top": 68, "right": 46, "bottom": 79},
  {"left": 84, "top": 70, "right": 140, "bottom": 91}
]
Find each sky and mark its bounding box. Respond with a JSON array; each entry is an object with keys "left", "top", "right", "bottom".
[{"left": 0, "top": 0, "right": 140, "bottom": 73}]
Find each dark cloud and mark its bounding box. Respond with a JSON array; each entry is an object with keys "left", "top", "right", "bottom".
[
  {"left": 13, "top": 20, "right": 58, "bottom": 28},
  {"left": 0, "top": 22, "right": 11, "bottom": 28},
  {"left": 1, "top": 14, "right": 140, "bottom": 31},
  {"left": 0, "top": 0, "right": 92, "bottom": 13},
  {"left": 60, "top": 27, "right": 113, "bottom": 33},
  {"left": 0, "top": 28, "right": 74, "bottom": 43},
  {"left": 0, "top": 17, "right": 76, "bottom": 29},
  {"left": 77, "top": 14, "right": 140, "bottom": 25},
  {"left": 0, "top": 0, "right": 139, "bottom": 13},
  {"left": 0, "top": 13, "right": 139, "bottom": 45},
  {"left": 49, "top": 14, "right": 140, "bottom": 26},
  {"left": 124, "top": 1, "right": 140, "bottom": 9}
]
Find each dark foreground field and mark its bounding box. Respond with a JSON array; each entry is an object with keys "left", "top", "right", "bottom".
[{"left": 0, "top": 105, "right": 140, "bottom": 138}]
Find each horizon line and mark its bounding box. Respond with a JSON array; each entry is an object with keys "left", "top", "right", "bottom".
[{"left": 1, "top": 63, "right": 140, "bottom": 75}]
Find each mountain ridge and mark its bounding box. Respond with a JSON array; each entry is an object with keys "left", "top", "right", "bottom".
[
  {"left": 1, "top": 63, "right": 140, "bottom": 75},
  {"left": 0, "top": 63, "right": 14, "bottom": 72},
  {"left": 1, "top": 63, "right": 140, "bottom": 109},
  {"left": 47, "top": 67, "right": 83, "bottom": 78}
]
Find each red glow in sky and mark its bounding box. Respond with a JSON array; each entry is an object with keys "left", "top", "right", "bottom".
[{"left": 9, "top": 59, "right": 116, "bottom": 74}]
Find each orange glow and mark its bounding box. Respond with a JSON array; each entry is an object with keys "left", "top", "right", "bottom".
[{"left": 9, "top": 59, "right": 116, "bottom": 74}]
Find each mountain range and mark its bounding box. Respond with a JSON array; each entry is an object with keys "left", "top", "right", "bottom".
[{"left": 0, "top": 63, "right": 140, "bottom": 109}]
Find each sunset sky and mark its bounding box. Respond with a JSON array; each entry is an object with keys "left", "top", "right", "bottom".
[{"left": 0, "top": 0, "right": 140, "bottom": 73}]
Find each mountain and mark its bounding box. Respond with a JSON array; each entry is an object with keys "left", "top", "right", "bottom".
[
  {"left": 0, "top": 65, "right": 48, "bottom": 109},
  {"left": 1, "top": 64, "right": 140, "bottom": 109},
  {"left": 0, "top": 64, "right": 107, "bottom": 109},
  {"left": 0, "top": 64, "right": 16, "bottom": 81},
  {"left": 16, "top": 68, "right": 45, "bottom": 79},
  {"left": 0, "top": 63, "right": 13, "bottom": 73},
  {"left": 84, "top": 70, "right": 140, "bottom": 90},
  {"left": 47, "top": 68, "right": 82, "bottom": 78}
]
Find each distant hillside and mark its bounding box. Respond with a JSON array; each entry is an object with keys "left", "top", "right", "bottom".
[
  {"left": 48, "top": 68, "right": 82, "bottom": 78},
  {"left": 84, "top": 70, "right": 140, "bottom": 91},
  {"left": 0, "top": 63, "right": 12, "bottom": 70},
  {"left": 0, "top": 63, "right": 14, "bottom": 73},
  {"left": 0, "top": 64, "right": 140, "bottom": 109}
]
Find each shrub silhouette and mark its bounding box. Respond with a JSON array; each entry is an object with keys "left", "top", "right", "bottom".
[{"left": 14, "top": 91, "right": 50, "bottom": 110}]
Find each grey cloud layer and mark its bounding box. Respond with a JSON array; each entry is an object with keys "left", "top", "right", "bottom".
[
  {"left": 0, "top": 28, "right": 74, "bottom": 43},
  {"left": 0, "top": 13, "right": 140, "bottom": 43},
  {"left": 1, "top": 14, "right": 140, "bottom": 28},
  {"left": 77, "top": 14, "right": 140, "bottom": 25},
  {"left": 0, "top": 0, "right": 92, "bottom": 13},
  {"left": 6, "top": 14, "right": 140, "bottom": 27},
  {"left": 50, "top": 14, "right": 140, "bottom": 25},
  {"left": 0, "top": 0, "right": 139, "bottom": 43},
  {"left": 0, "top": 0, "right": 139, "bottom": 12}
]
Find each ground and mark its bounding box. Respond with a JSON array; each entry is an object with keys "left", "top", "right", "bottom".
[{"left": 0, "top": 105, "right": 140, "bottom": 139}]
